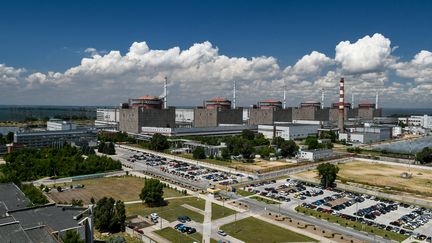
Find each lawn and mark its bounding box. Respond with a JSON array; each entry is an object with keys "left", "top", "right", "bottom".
[
  {"left": 126, "top": 197, "right": 205, "bottom": 223},
  {"left": 296, "top": 206, "right": 408, "bottom": 242},
  {"left": 250, "top": 196, "right": 281, "bottom": 204},
  {"left": 211, "top": 203, "right": 237, "bottom": 220},
  {"left": 220, "top": 216, "right": 316, "bottom": 242},
  {"left": 155, "top": 227, "right": 218, "bottom": 243},
  {"left": 236, "top": 189, "right": 255, "bottom": 197},
  {"left": 47, "top": 176, "right": 184, "bottom": 204}
]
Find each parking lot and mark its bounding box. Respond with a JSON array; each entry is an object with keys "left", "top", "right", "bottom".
[
  {"left": 243, "top": 178, "right": 432, "bottom": 241},
  {"left": 113, "top": 146, "right": 252, "bottom": 188}
]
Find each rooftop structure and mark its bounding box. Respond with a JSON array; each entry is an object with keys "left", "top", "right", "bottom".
[
  {"left": 139, "top": 125, "right": 257, "bottom": 137},
  {"left": 258, "top": 99, "right": 283, "bottom": 110},
  {"left": 46, "top": 118, "right": 76, "bottom": 131},
  {"left": 300, "top": 101, "right": 321, "bottom": 108},
  {"left": 258, "top": 123, "right": 320, "bottom": 140},
  {"left": 129, "top": 95, "right": 163, "bottom": 109},
  {"left": 204, "top": 97, "right": 232, "bottom": 110},
  {"left": 13, "top": 129, "right": 97, "bottom": 149}
]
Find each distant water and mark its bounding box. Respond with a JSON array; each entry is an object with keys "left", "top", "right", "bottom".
[
  {"left": 382, "top": 108, "right": 432, "bottom": 116},
  {"left": 0, "top": 105, "right": 100, "bottom": 121},
  {"left": 373, "top": 136, "right": 432, "bottom": 153}
]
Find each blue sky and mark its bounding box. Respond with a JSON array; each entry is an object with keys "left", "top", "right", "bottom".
[{"left": 0, "top": 0, "right": 432, "bottom": 107}]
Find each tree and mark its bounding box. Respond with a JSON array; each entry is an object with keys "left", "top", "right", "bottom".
[
  {"left": 280, "top": 140, "right": 299, "bottom": 158},
  {"left": 62, "top": 230, "right": 84, "bottom": 243},
  {"left": 416, "top": 147, "right": 432, "bottom": 164},
  {"left": 319, "top": 131, "right": 337, "bottom": 143},
  {"left": 192, "top": 147, "right": 206, "bottom": 159},
  {"left": 107, "top": 142, "right": 116, "bottom": 155},
  {"left": 139, "top": 178, "right": 164, "bottom": 206},
  {"left": 149, "top": 133, "right": 170, "bottom": 151},
  {"left": 239, "top": 140, "right": 255, "bottom": 161},
  {"left": 221, "top": 148, "right": 231, "bottom": 160},
  {"left": 305, "top": 136, "right": 320, "bottom": 150},
  {"left": 258, "top": 146, "right": 275, "bottom": 158},
  {"left": 241, "top": 129, "right": 255, "bottom": 140},
  {"left": 20, "top": 184, "right": 49, "bottom": 205},
  {"left": 94, "top": 197, "right": 126, "bottom": 233},
  {"left": 90, "top": 197, "right": 95, "bottom": 204},
  {"left": 253, "top": 133, "right": 270, "bottom": 146},
  {"left": 6, "top": 132, "right": 14, "bottom": 143},
  {"left": 272, "top": 136, "right": 285, "bottom": 147},
  {"left": 317, "top": 163, "right": 339, "bottom": 188}
]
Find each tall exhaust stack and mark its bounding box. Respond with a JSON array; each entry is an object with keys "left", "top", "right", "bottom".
[
  {"left": 375, "top": 91, "right": 379, "bottom": 109},
  {"left": 321, "top": 89, "right": 325, "bottom": 109},
  {"left": 338, "top": 78, "right": 345, "bottom": 131},
  {"left": 351, "top": 92, "right": 355, "bottom": 108},
  {"left": 283, "top": 85, "right": 287, "bottom": 109},
  {"left": 232, "top": 80, "right": 237, "bottom": 109},
  {"left": 164, "top": 76, "right": 168, "bottom": 109}
]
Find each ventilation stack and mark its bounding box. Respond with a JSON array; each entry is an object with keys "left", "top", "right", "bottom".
[
  {"left": 283, "top": 85, "right": 287, "bottom": 109},
  {"left": 232, "top": 80, "right": 237, "bottom": 109},
  {"left": 321, "top": 89, "right": 325, "bottom": 109},
  {"left": 338, "top": 78, "right": 345, "bottom": 131},
  {"left": 375, "top": 91, "right": 379, "bottom": 109},
  {"left": 164, "top": 76, "right": 168, "bottom": 109}
]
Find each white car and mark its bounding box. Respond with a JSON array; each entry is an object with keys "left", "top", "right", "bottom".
[
  {"left": 150, "top": 213, "right": 159, "bottom": 219},
  {"left": 217, "top": 230, "right": 227, "bottom": 236}
]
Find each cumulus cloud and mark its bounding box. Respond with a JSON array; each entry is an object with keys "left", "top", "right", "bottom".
[
  {"left": 393, "top": 50, "right": 432, "bottom": 83},
  {"left": 0, "top": 33, "right": 431, "bottom": 107},
  {"left": 335, "top": 33, "right": 395, "bottom": 74}
]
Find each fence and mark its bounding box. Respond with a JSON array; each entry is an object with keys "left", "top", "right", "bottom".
[{"left": 125, "top": 227, "right": 157, "bottom": 243}]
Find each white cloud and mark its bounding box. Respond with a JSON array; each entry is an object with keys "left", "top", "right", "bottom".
[
  {"left": 0, "top": 34, "right": 431, "bottom": 107},
  {"left": 394, "top": 50, "right": 432, "bottom": 83},
  {"left": 335, "top": 33, "right": 395, "bottom": 74}
]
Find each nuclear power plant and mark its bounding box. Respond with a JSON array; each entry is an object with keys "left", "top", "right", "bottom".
[{"left": 106, "top": 77, "right": 383, "bottom": 135}]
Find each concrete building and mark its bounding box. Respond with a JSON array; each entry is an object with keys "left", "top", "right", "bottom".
[
  {"left": 248, "top": 99, "right": 293, "bottom": 125},
  {"left": 47, "top": 118, "right": 76, "bottom": 131},
  {"left": 298, "top": 149, "right": 334, "bottom": 162},
  {"left": 182, "top": 141, "right": 227, "bottom": 157},
  {"left": 339, "top": 126, "right": 392, "bottom": 144},
  {"left": 193, "top": 98, "right": 243, "bottom": 127},
  {"left": 13, "top": 129, "right": 97, "bottom": 149},
  {"left": 119, "top": 96, "right": 175, "bottom": 133},
  {"left": 0, "top": 183, "right": 93, "bottom": 243},
  {"left": 95, "top": 108, "right": 119, "bottom": 128},
  {"left": 258, "top": 124, "right": 320, "bottom": 140},
  {"left": 292, "top": 102, "right": 330, "bottom": 121},
  {"left": 175, "top": 108, "right": 194, "bottom": 128},
  {"left": 398, "top": 115, "right": 432, "bottom": 129},
  {"left": 139, "top": 125, "right": 257, "bottom": 137}
]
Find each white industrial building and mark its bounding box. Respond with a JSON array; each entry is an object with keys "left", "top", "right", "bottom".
[
  {"left": 298, "top": 149, "right": 333, "bottom": 162},
  {"left": 339, "top": 126, "right": 392, "bottom": 144},
  {"left": 258, "top": 124, "right": 320, "bottom": 140},
  {"left": 398, "top": 115, "right": 432, "bottom": 129},
  {"left": 47, "top": 119, "right": 76, "bottom": 131},
  {"left": 175, "top": 108, "right": 194, "bottom": 127},
  {"left": 95, "top": 108, "right": 119, "bottom": 128}
]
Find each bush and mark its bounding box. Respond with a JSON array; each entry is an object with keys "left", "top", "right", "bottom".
[
  {"left": 20, "top": 184, "right": 49, "bottom": 205},
  {"left": 192, "top": 147, "right": 206, "bottom": 159}
]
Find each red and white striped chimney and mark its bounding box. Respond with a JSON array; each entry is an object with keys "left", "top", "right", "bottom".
[{"left": 338, "top": 78, "right": 345, "bottom": 131}]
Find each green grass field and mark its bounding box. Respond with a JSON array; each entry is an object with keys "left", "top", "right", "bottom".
[
  {"left": 47, "top": 176, "right": 183, "bottom": 204},
  {"left": 236, "top": 189, "right": 255, "bottom": 197},
  {"left": 296, "top": 206, "right": 408, "bottom": 242},
  {"left": 211, "top": 203, "right": 237, "bottom": 220},
  {"left": 220, "top": 216, "right": 316, "bottom": 242},
  {"left": 155, "top": 227, "right": 202, "bottom": 243},
  {"left": 250, "top": 196, "right": 281, "bottom": 204},
  {"left": 126, "top": 197, "right": 205, "bottom": 223}
]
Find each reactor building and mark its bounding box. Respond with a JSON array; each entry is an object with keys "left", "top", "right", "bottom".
[
  {"left": 193, "top": 97, "right": 243, "bottom": 127},
  {"left": 119, "top": 95, "right": 175, "bottom": 133},
  {"left": 248, "top": 99, "right": 293, "bottom": 125}
]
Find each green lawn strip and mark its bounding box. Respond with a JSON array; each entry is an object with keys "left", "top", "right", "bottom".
[
  {"left": 177, "top": 154, "right": 232, "bottom": 166},
  {"left": 250, "top": 195, "right": 281, "bottom": 204},
  {"left": 155, "top": 227, "right": 202, "bottom": 243},
  {"left": 236, "top": 189, "right": 255, "bottom": 197},
  {"left": 220, "top": 216, "right": 316, "bottom": 242},
  {"left": 296, "top": 206, "right": 408, "bottom": 242},
  {"left": 126, "top": 197, "right": 205, "bottom": 223},
  {"left": 211, "top": 203, "right": 237, "bottom": 220}
]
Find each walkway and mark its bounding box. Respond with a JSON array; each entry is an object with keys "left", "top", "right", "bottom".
[{"left": 202, "top": 199, "right": 212, "bottom": 243}]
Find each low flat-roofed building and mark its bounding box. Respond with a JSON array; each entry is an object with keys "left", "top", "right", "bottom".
[
  {"left": 95, "top": 108, "right": 120, "bottom": 129},
  {"left": 47, "top": 118, "right": 76, "bottom": 131},
  {"left": 138, "top": 125, "right": 257, "bottom": 137},
  {"left": 0, "top": 183, "right": 93, "bottom": 243},
  {"left": 13, "top": 129, "right": 97, "bottom": 149},
  {"left": 339, "top": 126, "right": 392, "bottom": 144},
  {"left": 298, "top": 149, "right": 333, "bottom": 162},
  {"left": 258, "top": 124, "right": 320, "bottom": 140}
]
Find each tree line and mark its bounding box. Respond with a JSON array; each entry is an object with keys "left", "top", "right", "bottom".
[{"left": 0, "top": 145, "right": 122, "bottom": 184}]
